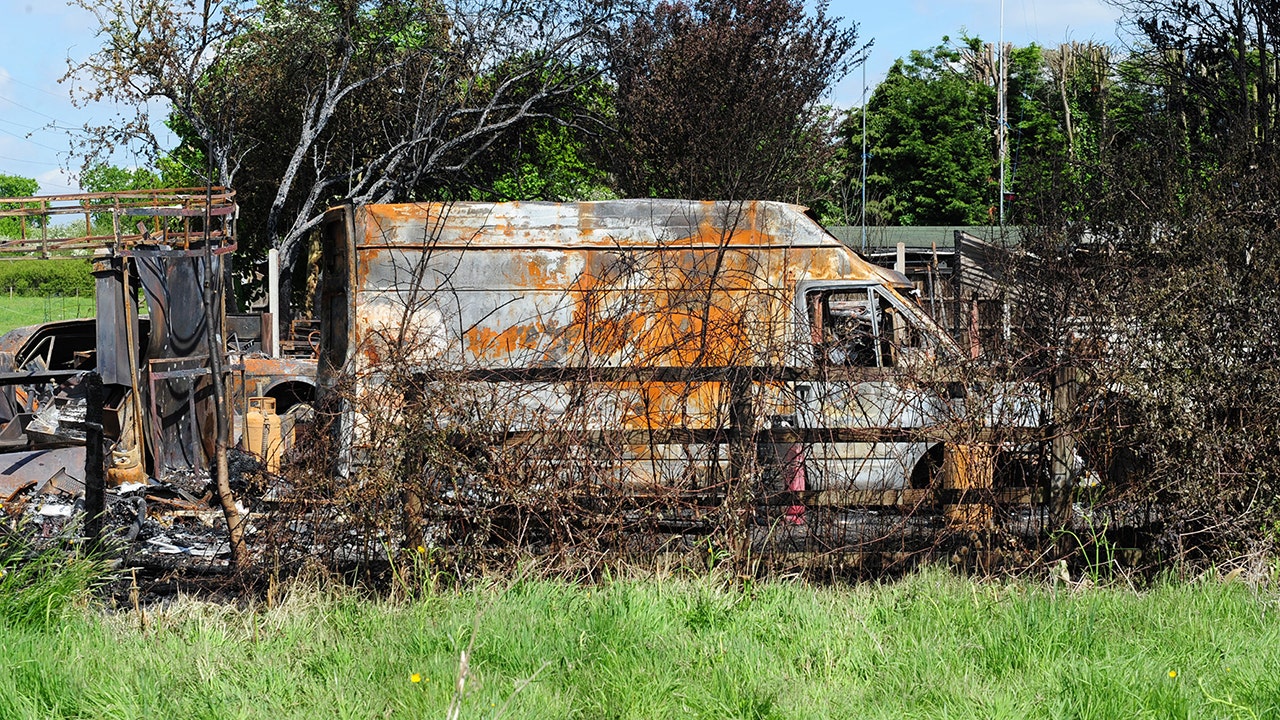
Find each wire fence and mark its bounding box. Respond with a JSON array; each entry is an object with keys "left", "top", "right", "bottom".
[{"left": 0, "top": 291, "right": 92, "bottom": 335}]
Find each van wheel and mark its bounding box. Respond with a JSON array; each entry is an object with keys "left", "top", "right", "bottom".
[{"left": 909, "top": 443, "right": 945, "bottom": 489}]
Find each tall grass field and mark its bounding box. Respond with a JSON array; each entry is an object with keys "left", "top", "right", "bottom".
[{"left": 1, "top": 558, "right": 1277, "bottom": 719}]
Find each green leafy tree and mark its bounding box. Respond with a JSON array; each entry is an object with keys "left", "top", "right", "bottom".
[
  {"left": 79, "top": 163, "right": 166, "bottom": 236},
  {"left": 0, "top": 175, "right": 37, "bottom": 198},
  {"left": 471, "top": 122, "right": 615, "bottom": 202},
  {"left": 845, "top": 37, "right": 1081, "bottom": 227},
  {"left": 1016, "top": 42, "right": 1119, "bottom": 225},
  {"left": 156, "top": 114, "right": 209, "bottom": 188},
  {"left": 0, "top": 174, "right": 40, "bottom": 239},
  {"left": 80, "top": 164, "right": 163, "bottom": 194},
  {"left": 857, "top": 39, "right": 996, "bottom": 226},
  {"left": 68, "top": 0, "right": 617, "bottom": 308},
  {"left": 464, "top": 73, "right": 615, "bottom": 202}
]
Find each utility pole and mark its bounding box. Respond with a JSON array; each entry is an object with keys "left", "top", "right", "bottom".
[{"left": 998, "top": 0, "right": 1007, "bottom": 227}]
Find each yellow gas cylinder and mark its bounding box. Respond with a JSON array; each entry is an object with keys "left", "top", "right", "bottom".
[
  {"left": 246, "top": 397, "right": 270, "bottom": 468},
  {"left": 263, "top": 403, "right": 284, "bottom": 474}
]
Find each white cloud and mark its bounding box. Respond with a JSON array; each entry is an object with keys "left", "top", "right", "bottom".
[
  {"left": 35, "top": 167, "right": 80, "bottom": 194},
  {"left": 0, "top": 66, "right": 11, "bottom": 95}
]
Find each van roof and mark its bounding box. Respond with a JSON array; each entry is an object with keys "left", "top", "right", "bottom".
[{"left": 354, "top": 199, "right": 843, "bottom": 250}]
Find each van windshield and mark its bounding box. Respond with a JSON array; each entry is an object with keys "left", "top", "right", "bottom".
[{"left": 808, "top": 287, "right": 921, "bottom": 368}]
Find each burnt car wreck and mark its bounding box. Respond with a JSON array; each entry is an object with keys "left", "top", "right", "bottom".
[{"left": 0, "top": 191, "right": 1068, "bottom": 570}]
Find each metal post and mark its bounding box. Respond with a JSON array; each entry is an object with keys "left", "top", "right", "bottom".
[
  {"left": 1050, "top": 366, "right": 1079, "bottom": 528},
  {"left": 268, "top": 247, "right": 281, "bottom": 358},
  {"left": 954, "top": 232, "right": 964, "bottom": 344},
  {"left": 83, "top": 372, "right": 105, "bottom": 546},
  {"left": 998, "top": 0, "right": 1006, "bottom": 226},
  {"left": 860, "top": 60, "right": 869, "bottom": 252}
]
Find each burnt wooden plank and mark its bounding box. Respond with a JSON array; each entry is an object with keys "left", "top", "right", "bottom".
[{"left": 450, "top": 426, "right": 1044, "bottom": 446}]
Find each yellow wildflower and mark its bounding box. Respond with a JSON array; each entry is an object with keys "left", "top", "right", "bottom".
[
  {"left": 411, "top": 673, "right": 422, "bottom": 683},
  {"left": 1168, "top": 670, "right": 1177, "bottom": 679}
]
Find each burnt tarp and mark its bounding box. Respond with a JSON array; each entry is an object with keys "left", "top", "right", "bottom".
[{"left": 134, "top": 249, "right": 218, "bottom": 479}]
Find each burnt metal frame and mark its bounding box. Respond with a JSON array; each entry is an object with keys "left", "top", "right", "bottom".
[
  {"left": 0, "top": 188, "right": 242, "bottom": 481},
  {"left": 0, "top": 189, "right": 238, "bottom": 257},
  {"left": 146, "top": 356, "right": 214, "bottom": 476}
]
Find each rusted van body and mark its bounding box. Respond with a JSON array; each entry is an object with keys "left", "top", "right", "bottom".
[{"left": 318, "top": 200, "right": 1037, "bottom": 497}]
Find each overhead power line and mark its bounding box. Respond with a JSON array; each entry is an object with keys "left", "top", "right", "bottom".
[
  {"left": 0, "top": 93, "right": 64, "bottom": 122},
  {"left": 0, "top": 71, "right": 66, "bottom": 100},
  {"left": 0, "top": 115, "right": 75, "bottom": 133},
  {"left": 0, "top": 153, "right": 57, "bottom": 167},
  {"left": 0, "top": 126, "right": 66, "bottom": 153}
]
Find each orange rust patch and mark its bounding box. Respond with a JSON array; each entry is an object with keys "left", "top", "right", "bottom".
[{"left": 465, "top": 322, "right": 548, "bottom": 361}]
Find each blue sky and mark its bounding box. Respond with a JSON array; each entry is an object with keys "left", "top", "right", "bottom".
[
  {"left": 0, "top": 0, "right": 1126, "bottom": 195},
  {"left": 839, "top": 0, "right": 1126, "bottom": 105}
]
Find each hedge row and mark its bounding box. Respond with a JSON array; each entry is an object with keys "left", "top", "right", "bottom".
[{"left": 0, "top": 259, "right": 94, "bottom": 297}]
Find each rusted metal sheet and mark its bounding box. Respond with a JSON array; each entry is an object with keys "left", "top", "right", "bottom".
[
  {"left": 940, "top": 443, "right": 995, "bottom": 528},
  {"left": 327, "top": 201, "right": 938, "bottom": 373},
  {"left": 233, "top": 355, "right": 318, "bottom": 412},
  {"left": 239, "top": 356, "right": 318, "bottom": 387},
  {"left": 0, "top": 447, "right": 86, "bottom": 498}
]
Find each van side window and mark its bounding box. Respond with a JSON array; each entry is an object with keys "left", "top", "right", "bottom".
[{"left": 808, "top": 288, "right": 919, "bottom": 368}]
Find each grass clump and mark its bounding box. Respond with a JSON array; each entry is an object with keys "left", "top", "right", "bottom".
[
  {"left": 0, "top": 566, "right": 1278, "bottom": 718},
  {"left": 0, "top": 524, "right": 108, "bottom": 631}
]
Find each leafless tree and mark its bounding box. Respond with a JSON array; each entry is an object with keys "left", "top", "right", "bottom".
[
  {"left": 67, "top": 0, "right": 617, "bottom": 306},
  {"left": 999, "top": 0, "right": 1280, "bottom": 567}
]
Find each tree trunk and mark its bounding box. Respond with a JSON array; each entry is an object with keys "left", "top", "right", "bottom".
[
  {"left": 201, "top": 186, "right": 248, "bottom": 570},
  {"left": 1259, "top": 13, "right": 1270, "bottom": 142}
]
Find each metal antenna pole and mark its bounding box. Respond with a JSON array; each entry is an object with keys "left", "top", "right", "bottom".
[{"left": 860, "top": 59, "right": 868, "bottom": 252}]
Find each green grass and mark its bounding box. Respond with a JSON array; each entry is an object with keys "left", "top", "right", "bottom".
[
  {"left": 0, "top": 294, "right": 93, "bottom": 335},
  {"left": 1, "top": 562, "right": 1279, "bottom": 719}
]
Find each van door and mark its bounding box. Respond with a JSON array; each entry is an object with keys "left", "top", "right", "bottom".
[{"left": 792, "top": 282, "right": 950, "bottom": 495}]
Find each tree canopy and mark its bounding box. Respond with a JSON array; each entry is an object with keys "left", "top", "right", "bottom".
[
  {"left": 857, "top": 39, "right": 998, "bottom": 226},
  {"left": 67, "top": 0, "right": 616, "bottom": 306},
  {"left": 0, "top": 175, "right": 39, "bottom": 239},
  {"left": 606, "top": 0, "right": 865, "bottom": 201}
]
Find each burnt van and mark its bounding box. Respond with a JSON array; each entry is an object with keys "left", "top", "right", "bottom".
[{"left": 317, "top": 200, "right": 1041, "bottom": 518}]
